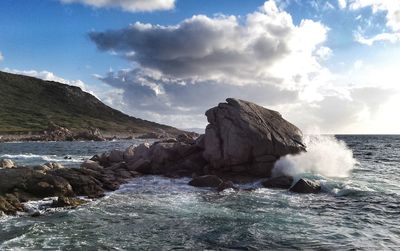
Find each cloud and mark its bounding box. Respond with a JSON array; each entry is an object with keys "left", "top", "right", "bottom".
[
  {"left": 349, "top": 0, "right": 400, "bottom": 45},
  {"left": 338, "top": 0, "right": 347, "bottom": 9},
  {"left": 0, "top": 51, "right": 3, "bottom": 61},
  {"left": 90, "top": 1, "right": 329, "bottom": 89},
  {"left": 354, "top": 31, "right": 400, "bottom": 45},
  {"left": 2, "top": 68, "right": 92, "bottom": 94},
  {"left": 89, "top": 0, "right": 399, "bottom": 133},
  {"left": 60, "top": 0, "right": 175, "bottom": 12}
]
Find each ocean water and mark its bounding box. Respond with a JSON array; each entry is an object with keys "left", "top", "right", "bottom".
[{"left": 0, "top": 135, "right": 399, "bottom": 250}]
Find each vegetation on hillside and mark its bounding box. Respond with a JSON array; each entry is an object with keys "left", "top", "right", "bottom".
[{"left": 0, "top": 71, "right": 180, "bottom": 135}]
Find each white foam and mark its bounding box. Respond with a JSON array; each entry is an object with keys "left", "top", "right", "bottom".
[{"left": 273, "top": 135, "right": 357, "bottom": 178}]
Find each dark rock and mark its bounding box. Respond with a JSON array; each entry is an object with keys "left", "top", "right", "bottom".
[
  {"left": 31, "top": 211, "right": 41, "bottom": 217},
  {"left": 52, "top": 196, "right": 86, "bottom": 208},
  {"left": 203, "top": 98, "right": 305, "bottom": 178},
  {"left": 176, "top": 133, "right": 197, "bottom": 145},
  {"left": 188, "top": 175, "right": 223, "bottom": 188},
  {"left": 127, "top": 158, "right": 151, "bottom": 174},
  {"left": 289, "top": 179, "right": 321, "bottom": 194},
  {"left": 51, "top": 169, "right": 104, "bottom": 198},
  {"left": 81, "top": 160, "right": 103, "bottom": 171},
  {"left": 217, "top": 180, "right": 237, "bottom": 191},
  {"left": 262, "top": 176, "right": 294, "bottom": 189},
  {"left": 108, "top": 149, "right": 124, "bottom": 163}
]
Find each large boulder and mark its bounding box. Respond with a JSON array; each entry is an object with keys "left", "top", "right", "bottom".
[
  {"left": 203, "top": 98, "right": 305, "bottom": 177},
  {"left": 289, "top": 179, "right": 321, "bottom": 194},
  {"left": 262, "top": 176, "right": 294, "bottom": 189},
  {"left": 108, "top": 149, "right": 124, "bottom": 163}
]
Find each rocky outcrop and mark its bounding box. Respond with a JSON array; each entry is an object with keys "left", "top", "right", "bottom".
[
  {"left": 262, "top": 176, "right": 294, "bottom": 189},
  {"left": 0, "top": 98, "right": 309, "bottom": 216},
  {"left": 0, "top": 159, "right": 141, "bottom": 215},
  {"left": 203, "top": 98, "right": 305, "bottom": 178},
  {"left": 51, "top": 196, "right": 86, "bottom": 208},
  {"left": 289, "top": 179, "right": 321, "bottom": 194}
]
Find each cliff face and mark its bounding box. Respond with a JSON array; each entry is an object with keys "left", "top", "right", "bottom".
[{"left": 0, "top": 71, "right": 181, "bottom": 135}]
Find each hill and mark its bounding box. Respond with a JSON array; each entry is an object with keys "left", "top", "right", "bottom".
[{"left": 0, "top": 71, "right": 182, "bottom": 136}]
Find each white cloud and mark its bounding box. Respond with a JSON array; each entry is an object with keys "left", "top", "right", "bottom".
[
  {"left": 349, "top": 0, "right": 400, "bottom": 45},
  {"left": 88, "top": 0, "right": 398, "bottom": 133},
  {"left": 60, "top": 0, "right": 175, "bottom": 12},
  {"left": 338, "top": 0, "right": 347, "bottom": 9},
  {"left": 354, "top": 31, "right": 400, "bottom": 45},
  {"left": 0, "top": 51, "right": 3, "bottom": 61},
  {"left": 90, "top": 0, "right": 329, "bottom": 91}
]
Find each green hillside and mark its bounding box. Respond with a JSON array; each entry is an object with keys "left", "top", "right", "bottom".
[{"left": 0, "top": 71, "right": 181, "bottom": 135}]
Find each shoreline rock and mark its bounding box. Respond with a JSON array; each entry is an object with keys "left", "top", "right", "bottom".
[{"left": 0, "top": 98, "right": 310, "bottom": 216}]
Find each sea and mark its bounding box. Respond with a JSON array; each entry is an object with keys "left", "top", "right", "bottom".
[{"left": 0, "top": 135, "right": 399, "bottom": 250}]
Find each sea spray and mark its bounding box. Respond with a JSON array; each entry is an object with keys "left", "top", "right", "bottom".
[{"left": 273, "top": 135, "right": 357, "bottom": 178}]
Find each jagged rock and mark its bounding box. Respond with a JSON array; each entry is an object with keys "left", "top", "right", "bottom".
[
  {"left": 44, "top": 162, "right": 64, "bottom": 170},
  {"left": 52, "top": 196, "right": 86, "bottom": 208},
  {"left": 203, "top": 98, "right": 305, "bottom": 177},
  {"left": 176, "top": 133, "right": 197, "bottom": 145},
  {"left": 217, "top": 180, "right": 237, "bottom": 191},
  {"left": 123, "top": 145, "right": 136, "bottom": 161},
  {"left": 108, "top": 149, "right": 124, "bottom": 163},
  {"left": 188, "top": 175, "right": 223, "bottom": 188},
  {"left": 127, "top": 158, "right": 151, "bottom": 173},
  {"left": 289, "top": 179, "right": 321, "bottom": 194},
  {"left": 51, "top": 169, "right": 104, "bottom": 198},
  {"left": 43, "top": 123, "right": 74, "bottom": 141},
  {"left": 262, "top": 176, "right": 294, "bottom": 189},
  {"left": 75, "top": 128, "right": 105, "bottom": 141},
  {"left": 81, "top": 160, "right": 103, "bottom": 171},
  {"left": 0, "top": 159, "right": 15, "bottom": 169}
]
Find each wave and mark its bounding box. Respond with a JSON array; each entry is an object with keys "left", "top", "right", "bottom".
[
  {"left": 272, "top": 135, "right": 358, "bottom": 178},
  {"left": 0, "top": 153, "right": 86, "bottom": 163}
]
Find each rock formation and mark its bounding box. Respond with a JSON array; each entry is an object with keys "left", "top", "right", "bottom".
[
  {"left": 203, "top": 98, "right": 305, "bottom": 177},
  {"left": 0, "top": 98, "right": 311, "bottom": 216},
  {"left": 289, "top": 179, "right": 321, "bottom": 194}
]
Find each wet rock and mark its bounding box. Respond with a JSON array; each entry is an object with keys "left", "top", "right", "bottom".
[
  {"left": 1, "top": 159, "right": 15, "bottom": 169},
  {"left": 262, "top": 176, "right": 294, "bottom": 189},
  {"left": 51, "top": 196, "right": 86, "bottom": 208},
  {"left": 188, "top": 175, "right": 223, "bottom": 188},
  {"left": 31, "top": 211, "right": 41, "bottom": 217},
  {"left": 289, "top": 179, "right": 321, "bottom": 194},
  {"left": 217, "top": 180, "right": 237, "bottom": 191},
  {"left": 51, "top": 169, "right": 104, "bottom": 198}
]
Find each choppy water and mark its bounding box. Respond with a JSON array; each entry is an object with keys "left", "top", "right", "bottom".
[{"left": 1, "top": 135, "right": 400, "bottom": 250}]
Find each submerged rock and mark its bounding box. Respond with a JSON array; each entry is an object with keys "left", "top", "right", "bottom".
[
  {"left": 262, "top": 176, "right": 294, "bottom": 189},
  {"left": 289, "top": 179, "right": 321, "bottom": 194},
  {"left": 203, "top": 98, "right": 305, "bottom": 178},
  {"left": 188, "top": 175, "right": 223, "bottom": 188}
]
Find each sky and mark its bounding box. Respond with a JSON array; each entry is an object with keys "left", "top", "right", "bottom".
[{"left": 0, "top": 0, "right": 400, "bottom": 134}]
